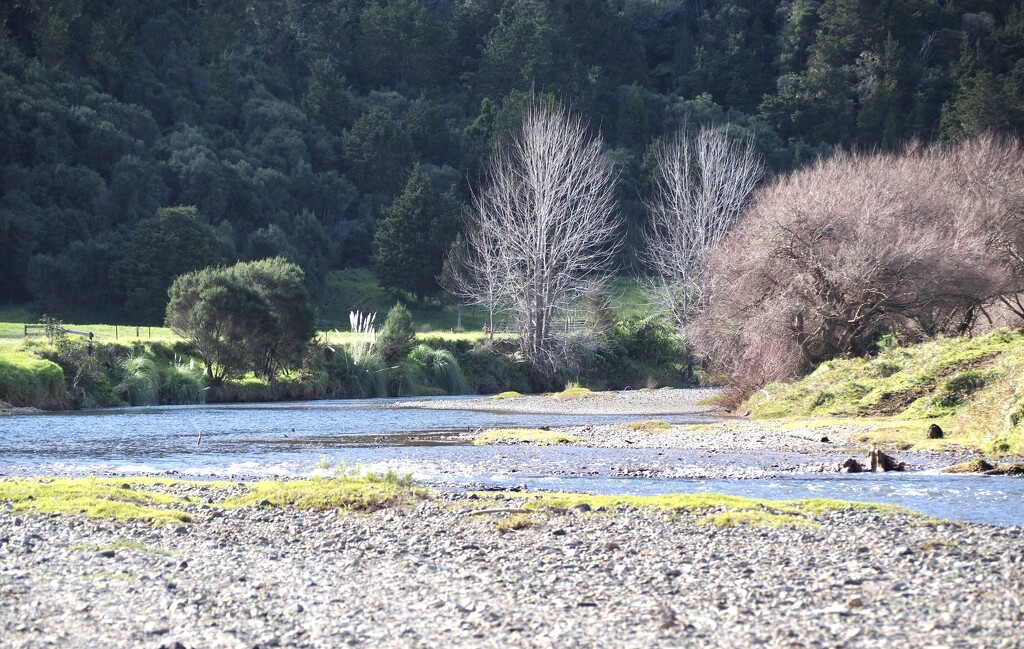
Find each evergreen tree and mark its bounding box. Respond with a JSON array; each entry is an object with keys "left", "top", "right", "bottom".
[
  {"left": 373, "top": 165, "right": 460, "bottom": 307},
  {"left": 301, "top": 59, "right": 350, "bottom": 136},
  {"left": 112, "top": 206, "right": 224, "bottom": 324},
  {"left": 165, "top": 258, "right": 314, "bottom": 383}
]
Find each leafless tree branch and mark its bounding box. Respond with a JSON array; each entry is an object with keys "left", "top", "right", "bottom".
[
  {"left": 643, "top": 126, "right": 763, "bottom": 327},
  {"left": 458, "top": 103, "right": 620, "bottom": 370}
]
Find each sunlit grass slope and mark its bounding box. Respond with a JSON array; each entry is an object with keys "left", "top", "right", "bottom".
[{"left": 743, "top": 330, "right": 1024, "bottom": 454}]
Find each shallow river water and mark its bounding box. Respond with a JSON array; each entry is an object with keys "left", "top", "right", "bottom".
[{"left": 1, "top": 398, "right": 1021, "bottom": 527}]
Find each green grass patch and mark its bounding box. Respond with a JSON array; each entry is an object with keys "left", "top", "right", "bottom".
[
  {"left": 622, "top": 419, "right": 672, "bottom": 433},
  {"left": 0, "top": 475, "right": 427, "bottom": 525},
  {"left": 473, "top": 428, "right": 586, "bottom": 445},
  {"left": 602, "top": 275, "right": 654, "bottom": 320},
  {"left": 492, "top": 391, "right": 524, "bottom": 400},
  {"left": 0, "top": 349, "right": 69, "bottom": 409},
  {"left": 0, "top": 321, "right": 179, "bottom": 344},
  {"left": 222, "top": 475, "right": 428, "bottom": 512},
  {"left": 550, "top": 386, "right": 596, "bottom": 401},
  {"left": 0, "top": 478, "right": 193, "bottom": 524},
  {"left": 483, "top": 491, "right": 911, "bottom": 527}
]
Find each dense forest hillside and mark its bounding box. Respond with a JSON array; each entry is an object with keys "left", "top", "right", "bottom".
[{"left": 1, "top": 0, "right": 1022, "bottom": 323}]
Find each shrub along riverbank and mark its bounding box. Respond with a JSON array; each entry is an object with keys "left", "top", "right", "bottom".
[
  {"left": 741, "top": 330, "right": 1024, "bottom": 455},
  {"left": 0, "top": 311, "right": 689, "bottom": 411}
]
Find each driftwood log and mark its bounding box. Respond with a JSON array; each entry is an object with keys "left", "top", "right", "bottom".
[
  {"left": 837, "top": 447, "right": 906, "bottom": 473},
  {"left": 463, "top": 507, "right": 531, "bottom": 516}
]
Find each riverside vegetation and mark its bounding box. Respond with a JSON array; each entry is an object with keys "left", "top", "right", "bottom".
[
  {"left": 739, "top": 330, "right": 1024, "bottom": 456},
  {"left": 0, "top": 293, "right": 689, "bottom": 411}
]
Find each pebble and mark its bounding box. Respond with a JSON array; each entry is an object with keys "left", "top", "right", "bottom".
[{"left": 4, "top": 490, "right": 1017, "bottom": 647}]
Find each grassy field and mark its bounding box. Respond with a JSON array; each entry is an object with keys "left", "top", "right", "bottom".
[
  {"left": 743, "top": 330, "right": 1024, "bottom": 455},
  {"left": 0, "top": 322, "right": 178, "bottom": 344},
  {"left": 0, "top": 272, "right": 654, "bottom": 343}
]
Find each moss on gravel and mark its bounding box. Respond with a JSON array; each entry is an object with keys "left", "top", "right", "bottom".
[
  {"left": 473, "top": 428, "right": 585, "bottom": 445},
  {"left": 0, "top": 478, "right": 193, "bottom": 524},
  {"left": 473, "top": 491, "right": 911, "bottom": 528},
  {"left": 223, "top": 476, "right": 429, "bottom": 512},
  {"left": 622, "top": 419, "right": 672, "bottom": 433},
  {"left": 0, "top": 475, "right": 429, "bottom": 523},
  {"left": 550, "top": 386, "right": 597, "bottom": 401}
]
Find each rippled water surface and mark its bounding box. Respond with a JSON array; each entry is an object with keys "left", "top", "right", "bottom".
[{"left": 1, "top": 398, "right": 1021, "bottom": 526}]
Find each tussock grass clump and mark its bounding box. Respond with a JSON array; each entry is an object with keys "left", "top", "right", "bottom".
[
  {"left": 160, "top": 362, "right": 206, "bottom": 404},
  {"left": 0, "top": 478, "right": 193, "bottom": 524},
  {"left": 496, "top": 514, "right": 535, "bottom": 532},
  {"left": 473, "top": 428, "right": 585, "bottom": 445},
  {"left": 115, "top": 356, "right": 161, "bottom": 406},
  {"left": 408, "top": 344, "right": 469, "bottom": 395},
  {"left": 623, "top": 419, "right": 672, "bottom": 433},
  {"left": 223, "top": 476, "right": 428, "bottom": 512}
]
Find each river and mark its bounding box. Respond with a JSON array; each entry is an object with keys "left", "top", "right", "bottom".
[{"left": 1, "top": 398, "right": 1021, "bottom": 526}]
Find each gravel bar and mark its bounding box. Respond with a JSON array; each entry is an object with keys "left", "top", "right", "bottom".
[
  {"left": 394, "top": 388, "right": 724, "bottom": 416},
  {"left": 2, "top": 488, "right": 1023, "bottom": 648}
]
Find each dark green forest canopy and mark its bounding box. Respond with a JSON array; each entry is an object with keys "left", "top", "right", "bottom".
[{"left": 1, "top": 0, "right": 1021, "bottom": 321}]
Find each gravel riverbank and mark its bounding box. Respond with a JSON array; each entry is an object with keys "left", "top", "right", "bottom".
[
  {"left": 2, "top": 487, "right": 1022, "bottom": 649},
  {"left": 395, "top": 388, "right": 725, "bottom": 416},
  {"left": 401, "top": 389, "right": 975, "bottom": 474}
]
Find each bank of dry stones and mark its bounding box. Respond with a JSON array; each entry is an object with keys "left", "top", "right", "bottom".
[{"left": 2, "top": 490, "right": 1023, "bottom": 648}]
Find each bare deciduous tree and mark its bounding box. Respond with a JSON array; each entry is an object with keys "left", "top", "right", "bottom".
[
  {"left": 643, "top": 127, "right": 763, "bottom": 327},
  {"left": 457, "top": 103, "right": 620, "bottom": 371},
  {"left": 954, "top": 135, "right": 1024, "bottom": 318}
]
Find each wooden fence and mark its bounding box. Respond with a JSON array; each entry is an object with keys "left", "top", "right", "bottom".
[{"left": 23, "top": 324, "right": 93, "bottom": 340}]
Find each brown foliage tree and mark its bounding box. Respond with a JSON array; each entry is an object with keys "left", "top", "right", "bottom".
[{"left": 692, "top": 136, "right": 1023, "bottom": 405}]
